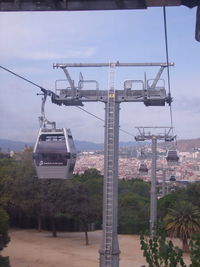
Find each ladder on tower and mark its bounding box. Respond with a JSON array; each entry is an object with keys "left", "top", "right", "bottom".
[{"left": 104, "top": 63, "right": 116, "bottom": 266}]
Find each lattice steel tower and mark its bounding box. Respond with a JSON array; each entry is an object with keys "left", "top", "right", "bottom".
[{"left": 99, "top": 64, "right": 120, "bottom": 266}]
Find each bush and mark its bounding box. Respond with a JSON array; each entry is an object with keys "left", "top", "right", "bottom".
[
  {"left": 190, "top": 233, "right": 200, "bottom": 266},
  {"left": 0, "top": 256, "right": 10, "bottom": 267},
  {"left": 140, "top": 234, "right": 186, "bottom": 267}
]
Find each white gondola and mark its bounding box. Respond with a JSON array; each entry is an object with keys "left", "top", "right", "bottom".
[
  {"left": 138, "top": 162, "right": 148, "bottom": 174},
  {"left": 166, "top": 150, "right": 179, "bottom": 163},
  {"left": 33, "top": 128, "right": 76, "bottom": 179}
]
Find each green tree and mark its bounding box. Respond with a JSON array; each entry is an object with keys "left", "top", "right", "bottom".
[
  {"left": 6, "top": 151, "right": 38, "bottom": 228},
  {"left": 41, "top": 179, "right": 72, "bottom": 237},
  {"left": 118, "top": 179, "right": 150, "bottom": 198},
  {"left": 74, "top": 168, "right": 102, "bottom": 181},
  {"left": 185, "top": 183, "right": 200, "bottom": 208},
  {"left": 0, "top": 208, "right": 10, "bottom": 267},
  {"left": 71, "top": 169, "right": 103, "bottom": 245},
  {"left": 0, "top": 158, "right": 17, "bottom": 208},
  {"left": 118, "top": 179, "right": 150, "bottom": 234},
  {"left": 158, "top": 192, "right": 179, "bottom": 221},
  {"left": 118, "top": 193, "right": 149, "bottom": 234},
  {"left": 164, "top": 201, "right": 200, "bottom": 252}
]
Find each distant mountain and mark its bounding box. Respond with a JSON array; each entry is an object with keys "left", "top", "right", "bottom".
[
  {"left": 74, "top": 140, "right": 103, "bottom": 151},
  {"left": 176, "top": 138, "right": 200, "bottom": 152},
  {"left": 159, "top": 138, "right": 200, "bottom": 152},
  {"left": 0, "top": 139, "right": 33, "bottom": 152},
  {"left": 1, "top": 137, "right": 200, "bottom": 153},
  {"left": 0, "top": 139, "right": 138, "bottom": 152},
  {"left": 75, "top": 140, "right": 138, "bottom": 151},
  {"left": 119, "top": 141, "right": 138, "bottom": 147}
]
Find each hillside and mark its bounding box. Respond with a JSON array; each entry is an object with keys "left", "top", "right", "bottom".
[
  {"left": 161, "top": 138, "right": 200, "bottom": 152},
  {"left": 0, "top": 139, "right": 138, "bottom": 152},
  {"left": 1, "top": 137, "right": 200, "bottom": 153},
  {"left": 176, "top": 138, "right": 200, "bottom": 152}
]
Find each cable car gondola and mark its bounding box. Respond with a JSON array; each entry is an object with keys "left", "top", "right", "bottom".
[
  {"left": 166, "top": 150, "right": 179, "bottom": 163},
  {"left": 138, "top": 162, "right": 148, "bottom": 174},
  {"left": 169, "top": 175, "right": 176, "bottom": 182},
  {"left": 33, "top": 128, "right": 76, "bottom": 179}
]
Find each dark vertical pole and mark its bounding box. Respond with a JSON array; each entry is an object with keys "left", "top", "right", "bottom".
[
  {"left": 162, "top": 169, "right": 166, "bottom": 197},
  {"left": 150, "top": 136, "right": 157, "bottom": 237}
]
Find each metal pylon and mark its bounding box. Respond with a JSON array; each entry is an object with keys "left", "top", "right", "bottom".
[
  {"left": 99, "top": 64, "right": 120, "bottom": 267},
  {"left": 135, "top": 126, "right": 175, "bottom": 237},
  {"left": 52, "top": 62, "right": 174, "bottom": 267},
  {"left": 150, "top": 136, "right": 157, "bottom": 238}
]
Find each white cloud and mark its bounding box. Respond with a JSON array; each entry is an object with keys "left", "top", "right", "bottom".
[
  {"left": 0, "top": 12, "right": 98, "bottom": 60},
  {"left": 18, "top": 47, "right": 96, "bottom": 60},
  {"left": 0, "top": 7, "right": 200, "bottom": 143}
]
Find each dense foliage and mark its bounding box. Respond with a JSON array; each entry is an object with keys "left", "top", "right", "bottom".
[
  {"left": 140, "top": 234, "right": 186, "bottom": 267},
  {"left": 1, "top": 150, "right": 200, "bottom": 263},
  {"left": 141, "top": 232, "right": 200, "bottom": 267},
  {"left": 118, "top": 179, "right": 150, "bottom": 234},
  {"left": 0, "top": 152, "right": 151, "bottom": 239},
  {"left": 189, "top": 234, "right": 200, "bottom": 266}
]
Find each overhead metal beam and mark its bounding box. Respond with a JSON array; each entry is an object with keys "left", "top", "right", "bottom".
[
  {"left": 52, "top": 62, "right": 173, "bottom": 107},
  {"left": 146, "top": 0, "right": 181, "bottom": 7},
  {"left": 52, "top": 88, "right": 169, "bottom": 105},
  {"left": 53, "top": 62, "right": 174, "bottom": 68},
  {"left": 0, "top": 0, "right": 198, "bottom": 12}
]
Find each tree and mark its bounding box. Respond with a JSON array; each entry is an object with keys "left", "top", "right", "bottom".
[
  {"left": 158, "top": 193, "right": 179, "bottom": 221},
  {"left": 69, "top": 169, "right": 103, "bottom": 245},
  {"left": 5, "top": 151, "right": 39, "bottom": 228},
  {"left": 118, "top": 179, "right": 150, "bottom": 199},
  {"left": 118, "top": 179, "right": 150, "bottom": 234},
  {"left": 74, "top": 168, "right": 103, "bottom": 182},
  {"left": 164, "top": 201, "right": 200, "bottom": 252},
  {"left": 0, "top": 208, "right": 10, "bottom": 267},
  {"left": 41, "top": 179, "right": 72, "bottom": 237},
  {"left": 185, "top": 183, "right": 200, "bottom": 208},
  {"left": 118, "top": 193, "right": 149, "bottom": 234},
  {"left": 68, "top": 180, "right": 102, "bottom": 245},
  {"left": 0, "top": 158, "right": 17, "bottom": 208}
]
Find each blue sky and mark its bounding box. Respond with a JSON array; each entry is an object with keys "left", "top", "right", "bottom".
[{"left": 0, "top": 6, "right": 200, "bottom": 143}]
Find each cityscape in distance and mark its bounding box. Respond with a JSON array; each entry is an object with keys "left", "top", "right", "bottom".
[{"left": 1, "top": 137, "right": 200, "bottom": 184}]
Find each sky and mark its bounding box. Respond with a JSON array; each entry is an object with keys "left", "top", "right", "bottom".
[{"left": 0, "top": 6, "right": 200, "bottom": 144}]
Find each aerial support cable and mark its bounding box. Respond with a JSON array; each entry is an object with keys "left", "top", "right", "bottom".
[
  {"left": 0, "top": 65, "right": 59, "bottom": 101},
  {"left": 162, "top": 9, "right": 179, "bottom": 165},
  {"left": 163, "top": 6, "right": 176, "bottom": 144},
  {"left": 162, "top": 10, "right": 179, "bottom": 168},
  {"left": 0, "top": 65, "right": 135, "bottom": 138},
  {"left": 38, "top": 91, "right": 56, "bottom": 129}
]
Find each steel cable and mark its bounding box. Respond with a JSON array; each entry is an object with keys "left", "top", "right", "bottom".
[
  {"left": 163, "top": 6, "right": 176, "bottom": 145},
  {"left": 163, "top": 7, "right": 174, "bottom": 130},
  {"left": 0, "top": 65, "right": 135, "bottom": 138},
  {"left": 0, "top": 65, "right": 45, "bottom": 91}
]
